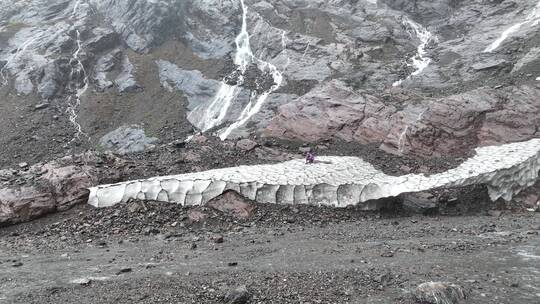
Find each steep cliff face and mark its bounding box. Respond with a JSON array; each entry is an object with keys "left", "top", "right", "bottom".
[{"left": 0, "top": 0, "right": 538, "bottom": 167}]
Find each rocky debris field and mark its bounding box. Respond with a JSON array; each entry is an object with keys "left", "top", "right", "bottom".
[{"left": 0, "top": 197, "right": 539, "bottom": 303}]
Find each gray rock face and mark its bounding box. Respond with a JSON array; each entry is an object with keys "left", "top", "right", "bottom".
[
  {"left": 114, "top": 55, "right": 141, "bottom": 93},
  {"left": 157, "top": 60, "right": 220, "bottom": 108},
  {"left": 84, "top": 27, "right": 118, "bottom": 52},
  {"left": 90, "top": 0, "right": 182, "bottom": 53},
  {"left": 93, "top": 49, "right": 121, "bottom": 91},
  {"left": 512, "top": 47, "right": 540, "bottom": 75},
  {"left": 37, "top": 62, "right": 61, "bottom": 99},
  {"left": 0, "top": 0, "right": 539, "bottom": 160},
  {"left": 98, "top": 125, "right": 158, "bottom": 155}
]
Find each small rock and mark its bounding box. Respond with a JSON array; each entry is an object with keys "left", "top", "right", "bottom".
[
  {"left": 487, "top": 210, "right": 502, "bottom": 217},
  {"left": 224, "top": 285, "right": 251, "bottom": 304},
  {"left": 316, "top": 144, "right": 328, "bottom": 150},
  {"left": 12, "top": 262, "right": 23, "bottom": 267},
  {"left": 381, "top": 251, "right": 394, "bottom": 258},
  {"left": 127, "top": 201, "right": 144, "bottom": 213},
  {"left": 400, "top": 165, "right": 412, "bottom": 173},
  {"left": 190, "top": 134, "right": 208, "bottom": 144},
  {"left": 188, "top": 209, "right": 208, "bottom": 222},
  {"left": 34, "top": 103, "right": 50, "bottom": 110},
  {"left": 212, "top": 235, "right": 224, "bottom": 244},
  {"left": 413, "top": 282, "right": 468, "bottom": 304},
  {"left": 71, "top": 278, "right": 92, "bottom": 286},
  {"left": 18, "top": 162, "right": 28, "bottom": 169},
  {"left": 236, "top": 139, "right": 258, "bottom": 151},
  {"left": 116, "top": 268, "right": 132, "bottom": 275}
]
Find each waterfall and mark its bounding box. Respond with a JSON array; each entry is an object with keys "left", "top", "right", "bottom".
[
  {"left": 397, "top": 108, "right": 427, "bottom": 153},
  {"left": 484, "top": 1, "right": 540, "bottom": 53},
  {"left": 190, "top": 0, "right": 287, "bottom": 140},
  {"left": 393, "top": 18, "right": 437, "bottom": 87},
  {"left": 65, "top": 0, "right": 89, "bottom": 139}
]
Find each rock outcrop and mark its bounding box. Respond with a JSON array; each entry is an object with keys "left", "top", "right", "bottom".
[
  {"left": 88, "top": 139, "right": 540, "bottom": 209},
  {"left": 0, "top": 153, "right": 122, "bottom": 226},
  {"left": 265, "top": 81, "right": 540, "bottom": 157}
]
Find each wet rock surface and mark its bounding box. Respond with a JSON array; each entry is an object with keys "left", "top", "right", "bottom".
[{"left": 0, "top": 0, "right": 538, "bottom": 166}]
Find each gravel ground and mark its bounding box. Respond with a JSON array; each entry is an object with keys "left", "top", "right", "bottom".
[{"left": 1, "top": 199, "right": 539, "bottom": 304}]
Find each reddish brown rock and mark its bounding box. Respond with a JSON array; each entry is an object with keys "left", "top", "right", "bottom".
[
  {"left": 0, "top": 153, "right": 123, "bottom": 226},
  {"left": 264, "top": 80, "right": 395, "bottom": 143},
  {"left": 265, "top": 81, "right": 539, "bottom": 158},
  {"left": 187, "top": 209, "right": 208, "bottom": 222},
  {"left": 206, "top": 190, "right": 256, "bottom": 220},
  {"left": 389, "top": 86, "right": 540, "bottom": 156},
  {"left": 236, "top": 139, "right": 258, "bottom": 151}
]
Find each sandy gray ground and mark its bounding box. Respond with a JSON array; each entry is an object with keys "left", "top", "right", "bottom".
[{"left": 0, "top": 202, "right": 539, "bottom": 304}]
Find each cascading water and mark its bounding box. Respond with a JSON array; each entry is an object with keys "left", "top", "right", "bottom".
[
  {"left": 393, "top": 18, "right": 437, "bottom": 87},
  {"left": 189, "top": 0, "right": 287, "bottom": 140},
  {"left": 219, "top": 27, "right": 287, "bottom": 140},
  {"left": 0, "top": 35, "right": 40, "bottom": 85},
  {"left": 484, "top": 1, "right": 540, "bottom": 53},
  {"left": 65, "top": 0, "right": 89, "bottom": 140},
  {"left": 397, "top": 108, "right": 427, "bottom": 153}
]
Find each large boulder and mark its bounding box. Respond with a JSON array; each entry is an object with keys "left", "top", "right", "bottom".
[
  {"left": 0, "top": 153, "right": 123, "bottom": 226},
  {"left": 99, "top": 125, "right": 159, "bottom": 155}
]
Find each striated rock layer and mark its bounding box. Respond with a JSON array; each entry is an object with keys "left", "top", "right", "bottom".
[{"left": 88, "top": 139, "right": 540, "bottom": 209}]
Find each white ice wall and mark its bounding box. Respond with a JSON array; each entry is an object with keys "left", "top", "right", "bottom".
[{"left": 88, "top": 139, "right": 540, "bottom": 208}]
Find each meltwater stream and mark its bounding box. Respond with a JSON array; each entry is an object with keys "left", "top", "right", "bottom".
[
  {"left": 65, "top": 0, "right": 90, "bottom": 140},
  {"left": 189, "top": 0, "right": 287, "bottom": 140},
  {"left": 393, "top": 17, "right": 437, "bottom": 87},
  {"left": 484, "top": 1, "right": 540, "bottom": 53}
]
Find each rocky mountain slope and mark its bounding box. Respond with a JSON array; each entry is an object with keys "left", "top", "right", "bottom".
[{"left": 0, "top": 0, "right": 539, "bottom": 168}]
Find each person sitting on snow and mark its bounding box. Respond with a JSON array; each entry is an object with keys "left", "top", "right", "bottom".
[{"left": 305, "top": 151, "right": 315, "bottom": 164}]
